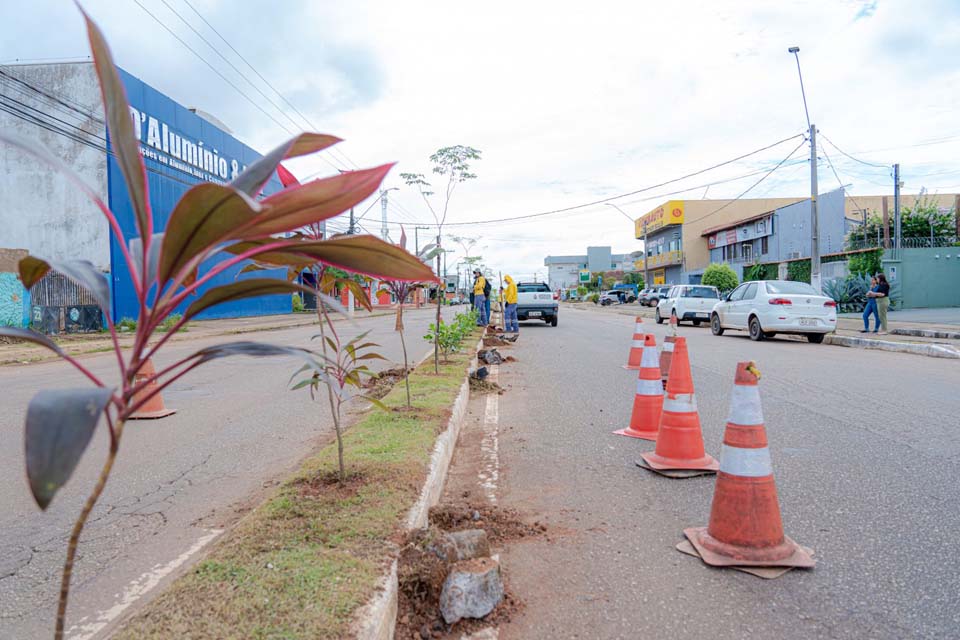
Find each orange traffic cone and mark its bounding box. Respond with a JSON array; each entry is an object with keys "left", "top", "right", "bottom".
[
  {"left": 637, "top": 337, "right": 718, "bottom": 477},
  {"left": 681, "top": 362, "right": 814, "bottom": 573},
  {"left": 659, "top": 335, "right": 676, "bottom": 390},
  {"left": 622, "top": 316, "right": 645, "bottom": 370},
  {"left": 129, "top": 358, "right": 176, "bottom": 420},
  {"left": 613, "top": 334, "right": 662, "bottom": 441}
]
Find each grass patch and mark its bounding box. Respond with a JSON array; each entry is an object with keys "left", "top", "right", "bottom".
[{"left": 115, "top": 329, "right": 482, "bottom": 639}]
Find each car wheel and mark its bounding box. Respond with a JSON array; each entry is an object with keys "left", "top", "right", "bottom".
[
  {"left": 655, "top": 308, "right": 663, "bottom": 324},
  {"left": 551, "top": 316, "right": 558, "bottom": 327},
  {"left": 748, "top": 316, "right": 765, "bottom": 341},
  {"left": 764, "top": 332, "right": 777, "bottom": 339},
  {"left": 711, "top": 313, "right": 724, "bottom": 336},
  {"left": 807, "top": 333, "right": 824, "bottom": 344}
]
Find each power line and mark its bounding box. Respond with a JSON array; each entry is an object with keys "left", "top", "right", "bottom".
[
  {"left": 439, "top": 133, "right": 805, "bottom": 227},
  {"left": 819, "top": 133, "right": 890, "bottom": 169},
  {"left": 177, "top": 0, "right": 361, "bottom": 172}
]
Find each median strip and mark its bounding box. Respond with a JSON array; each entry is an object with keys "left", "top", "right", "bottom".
[{"left": 113, "top": 329, "right": 483, "bottom": 639}]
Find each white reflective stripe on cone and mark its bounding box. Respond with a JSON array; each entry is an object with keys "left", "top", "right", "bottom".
[
  {"left": 663, "top": 393, "right": 697, "bottom": 413},
  {"left": 727, "top": 384, "right": 764, "bottom": 425},
  {"left": 719, "top": 444, "right": 772, "bottom": 477},
  {"left": 632, "top": 340, "right": 645, "bottom": 347},
  {"left": 636, "top": 378, "right": 664, "bottom": 396},
  {"left": 663, "top": 342, "right": 674, "bottom": 352},
  {"left": 640, "top": 347, "right": 658, "bottom": 368}
]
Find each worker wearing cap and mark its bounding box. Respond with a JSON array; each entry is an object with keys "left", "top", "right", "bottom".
[
  {"left": 473, "top": 270, "right": 488, "bottom": 326},
  {"left": 502, "top": 274, "right": 519, "bottom": 333}
]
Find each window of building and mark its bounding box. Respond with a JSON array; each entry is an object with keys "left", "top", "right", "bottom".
[
  {"left": 761, "top": 236, "right": 769, "bottom": 255},
  {"left": 756, "top": 220, "right": 765, "bottom": 234},
  {"left": 742, "top": 243, "right": 752, "bottom": 261}
]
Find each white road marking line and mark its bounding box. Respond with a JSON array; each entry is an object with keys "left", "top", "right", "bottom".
[
  {"left": 478, "top": 365, "right": 500, "bottom": 504},
  {"left": 66, "top": 528, "right": 223, "bottom": 640}
]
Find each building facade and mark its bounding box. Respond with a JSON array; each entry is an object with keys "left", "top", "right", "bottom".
[
  {"left": 0, "top": 62, "right": 294, "bottom": 325},
  {"left": 544, "top": 246, "right": 636, "bottom": 291}
]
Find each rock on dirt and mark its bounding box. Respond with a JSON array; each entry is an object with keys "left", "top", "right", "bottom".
[
  {"left": 447, "top": 529, "right": 490, "bottom": 561},
  {"left": 439, "top": 557, "right": 504, "bottom": 625}
]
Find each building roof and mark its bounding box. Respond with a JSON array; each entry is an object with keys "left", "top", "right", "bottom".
[
  {"left": 700, "top": 209, "right": 777, "bottom": 236},
  {"left": 544, "top": 255, "right": 586, "bottom": 265}
]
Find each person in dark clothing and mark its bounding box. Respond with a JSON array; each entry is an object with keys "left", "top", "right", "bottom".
[{"left": 874, "top": 273, "right": 891, "bottom": 334}]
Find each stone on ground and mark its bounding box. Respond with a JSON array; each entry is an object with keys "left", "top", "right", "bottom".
[{"left": 440, "top": 557, "right": 504, "bottom": 624}]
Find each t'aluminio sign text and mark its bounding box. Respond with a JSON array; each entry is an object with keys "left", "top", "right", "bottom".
[{"left": 127, "top": 106, "right": 247, "bottom": 184}]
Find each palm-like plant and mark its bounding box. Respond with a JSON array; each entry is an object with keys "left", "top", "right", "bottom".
[{"left": 0, "top": 9, "right": 433, "bottom": 639}]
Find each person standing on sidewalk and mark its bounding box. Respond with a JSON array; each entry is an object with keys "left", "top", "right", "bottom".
[
  {"left": 861, "top": 276, "right": 880, "bottom": 333},
  {"left": 874, "top": 273, "right": 891, "bottom": 334},
  {"left": 473, "top": 270, "right": 488, "bottom": 326},
  {"left": 502, "top": 274, "right": 519, "bottom": 333}
]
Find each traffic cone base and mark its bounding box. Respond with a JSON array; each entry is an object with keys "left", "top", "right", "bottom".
[
  {"left": 129, "top": 358, "right": 176, "bottom": 420},
  {"left": 683, "top": 527, "right": 815, "bottom": 569},
  {"left": 635, "top": 458, "right": 716, "bottom": 478},
  {"left": 638, "top": 392, "right": 718, "bottom": 472},
  {"left": 675, "top": 538, "right": 814, "bottom": 579}
]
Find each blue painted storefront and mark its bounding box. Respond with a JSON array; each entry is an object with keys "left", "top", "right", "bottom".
[{"left": 108, "top": 69, "right": 289, "bottom": 322}]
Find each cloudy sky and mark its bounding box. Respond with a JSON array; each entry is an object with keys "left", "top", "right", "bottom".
[{"left": 6, "top": 0, "right": 960, "bottom": 280}]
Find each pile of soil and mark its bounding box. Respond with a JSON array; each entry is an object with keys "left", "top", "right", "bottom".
[
  {"left": 469, "top": 378, "right": 503, "bottom": 395},
  {"left": 482, "top": 336, "right": 509, "bottom": 347},
  {"left": 364, "top": 366, "right": 410, "bottom": 400},
  {"left": 429, "top": 504, "right": 547, "bottom": 544},
  {"left": 395, "top": 505, "right": 543, "bottom": 639}
]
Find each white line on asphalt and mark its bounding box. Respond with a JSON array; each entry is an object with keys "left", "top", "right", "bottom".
[
  {"left": 478, "top": 365, "right": 500, "bottom": 504},
  {"left": 66, "top": 528, "right": 223, "bottom": 640}
]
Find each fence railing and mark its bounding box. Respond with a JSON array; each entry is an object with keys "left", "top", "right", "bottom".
[{"left": 845, "top": 236, "right": 958, "bottom": 251}]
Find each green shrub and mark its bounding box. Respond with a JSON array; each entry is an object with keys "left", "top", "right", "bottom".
[
  {"left": 702, "top": 263, "right": 739, "bottom": 292},
  {"left": 157, "top": 313, "right": 186, "bottom": 333},
  {"left": 117, "top": 317, "right": 137, "bottom": 332},
  {"left": 786, "top": 259, "right": 811, "bottom": 283},
  {"left": 848, "top": 249, "right": 883, "bottom": 277},
  {"left": 292, "top": 293, "right": 305, "bottom": 313},
  {"left": 423, "top": 309, "right": 478, "bottom": 362}
]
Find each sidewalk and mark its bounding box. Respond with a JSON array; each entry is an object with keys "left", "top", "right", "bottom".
[
  {"left": 563, "top": 302, "right": 960, "bottom": 359},
  {"left": 0, "top": 307, "right": 401, "bottom": 365}
]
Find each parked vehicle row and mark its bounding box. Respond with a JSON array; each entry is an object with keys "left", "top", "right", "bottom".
[{"left": 649, "top": 280, "right": 836, "bottom": 344}]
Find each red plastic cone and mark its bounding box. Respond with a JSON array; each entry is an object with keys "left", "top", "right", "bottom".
[
  {"left": 622, "top": 316, "right": 645, "bottom": 370},
  {"left": 129, "top": 358, "right": 176, "bottom": 420},
  {"left": 613, "top": 334, "right": 662, "bottom": 440},
  {"left": 638, "top": 337, "right": 718, "bottom": 474},
  {"left": 683, "top": 362, "right": 814, "bottom": 569}
]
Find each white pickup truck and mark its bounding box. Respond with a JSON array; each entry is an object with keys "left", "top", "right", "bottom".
[
  {"left": 655, "top": 285, "right": 720, "bottom": 326},
  {"left": 516, "top": 281, "right": 559, "bottom": 326}
]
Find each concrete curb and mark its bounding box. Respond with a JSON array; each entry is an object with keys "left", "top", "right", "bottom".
[
  {"left": 825, "top": 334, "right": 960, "bottom": 359},
  {"left": 354, "top": 336, "right": 481, "bottom": 640},
  {"left": 890, "top": 328, "right": 960, "bottom": 340}
]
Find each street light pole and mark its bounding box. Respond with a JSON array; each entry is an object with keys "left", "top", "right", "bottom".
[
  {"left": 606, "top": 202, "right": 648, "bottom": 287},
  {"left": 788, "top": 46, "right": 820, "bottom": 292}
]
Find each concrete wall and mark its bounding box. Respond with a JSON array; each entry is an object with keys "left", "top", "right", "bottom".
[
  {"left": 0, "top": 63, "right": 110, "bottom": 270},
  {"left": 890, "top": 248, "right": 960, "bottom": 308},
  {"left": 769, "top": 188, "right": 847, "bottom": 262}
]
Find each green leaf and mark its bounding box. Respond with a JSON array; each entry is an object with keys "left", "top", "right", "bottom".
[
  {"left": 25, "top": 387, "right": 114, "bottom": 509},
  {"left": 225, "top": 235, "right": 438, "bottom": 282},
  {"left": 21, "top": 258, "right": 110, "bottom": 316},
  {"left": 158, "top": 184, "right": 262, "bottom": 286},
  {"left": 231, "top": 133, "right": 341, "bottom": 197},
  {"left": 183, "top": 278, "right": 317, "bottom": 322},
  {"left": 80, "top": 7, "right": 150, "bottom": 239},
  {"left": 0, "top": 327, "right": 65, "bottom": 357},
  {"left": 242, "top": 164, "right": 394, "bottom": 237}
]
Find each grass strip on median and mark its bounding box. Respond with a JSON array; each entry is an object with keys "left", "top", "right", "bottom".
[{"left": 114, "top": 330, "right": 481, "bottom": 639}]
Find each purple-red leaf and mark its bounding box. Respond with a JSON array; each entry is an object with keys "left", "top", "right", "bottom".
[
  {"left": 183, "top": 278, "right": 317, "bottom": 321},
  {"left": 25, "top": 387, "right": 114, "bottom": 510},
  {"left": 225, "top": 235, "right": 438, "bottom": 283},
  {"left": 231, "top": 133, "right": 342, "bottom": 197},
  {"left": 158, "top": 184, "right": 261, "bottom": 286},
  {"left": 238, "top": 164, "right": 395, "bottom": 238},
  {"left": 0, "top": 327, "right": 65, "bottom": 357},
  {"left": 79, "top": 6, "right": 151, "bottom": 239}
]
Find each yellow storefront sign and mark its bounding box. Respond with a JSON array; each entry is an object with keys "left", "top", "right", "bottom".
[
  {"left": 653, "top": 269, "right": 666, "bottom": 285},
  {"left": 635, "top": 200, "right": 685, "bottom": 237}
]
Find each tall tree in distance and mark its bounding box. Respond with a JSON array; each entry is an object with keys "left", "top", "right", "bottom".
[{"left": 401, "top": 146, "right": 481, "bottom": 373}]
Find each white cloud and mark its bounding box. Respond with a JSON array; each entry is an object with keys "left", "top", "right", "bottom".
[{"left": 4, "top": 0, "right": 960, "bottom": 279}]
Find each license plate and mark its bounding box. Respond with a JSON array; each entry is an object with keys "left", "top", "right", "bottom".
[
  {"left": 697, "top": 313, "right": 709, "bottom": 319},
  {"left": 529, "top": 311, "right": 542, "bottom": 317},
  {"left": 799, "top": 317, "right": 817, "bottom": 326}
]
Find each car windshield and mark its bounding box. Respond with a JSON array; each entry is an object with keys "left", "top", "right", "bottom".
[
  {"left": 517, "top": 284, "right": 550, "bottom": 293},
  {"left": 765, "top": 281, "right": 817, "bottom": 295},
  {"left": 683, "top": 286, "right": 719, "bottom": 299}
]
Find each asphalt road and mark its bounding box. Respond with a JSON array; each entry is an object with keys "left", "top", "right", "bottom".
[
  {"left": 0, "top": 306, "right": 453, "bottom": 640},
  {"left": 494, "top": 305, "right": 960, "bottom": 640}
]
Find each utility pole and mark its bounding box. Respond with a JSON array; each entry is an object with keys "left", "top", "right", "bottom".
[
  {"left": 380, "top": 189, "right": 389, "bottom": 240},
  {"left": 893, "top": 163, "right": 901, "bottom": 257},
  {"left": 862, "top": 209, "right": 868, "bottom": 247},
  {"left": 809, "top": 123, "right": 820, "bottom": 292},
  {"left": 414, "top": 226, "right": 430, "bottom": 255},
  {"left": 348, "top": 206, "right": 355, "bottom": 234},
  {"left": 642, "top": 220, "right": 649, "bottom": 289}
]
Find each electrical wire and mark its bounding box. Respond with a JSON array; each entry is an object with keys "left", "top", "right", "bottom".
[{"left": 819, "top": 133, "right": 890, "bottom": 169}]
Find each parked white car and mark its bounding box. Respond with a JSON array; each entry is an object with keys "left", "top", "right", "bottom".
[
  {"left": 655, "top": 285, "right": 720, "bottom": 326},
  {"left": 710, "top": 280, "right": 837, "bottom": 343}
]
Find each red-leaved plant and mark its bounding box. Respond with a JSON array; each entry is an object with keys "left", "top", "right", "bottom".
[{"left": 0, "top": 8, "right": 433, "bottom": 639}]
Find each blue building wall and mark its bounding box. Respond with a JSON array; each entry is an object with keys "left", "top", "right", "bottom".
[{"left": 108, "top": 69, "right": 288, "bottom": 322}]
